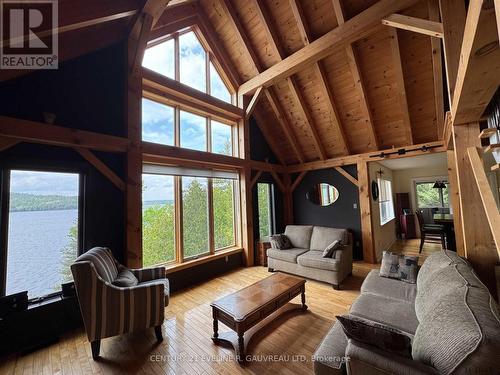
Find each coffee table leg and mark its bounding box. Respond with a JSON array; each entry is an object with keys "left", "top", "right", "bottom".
[
  {"left": 212, "top": 308, "right": 218, "bottom": 341},
  {"left": 237, "top": 333, "right": 245, "bottom": 363},
  {"left": 301, "top": 288, "right": 308, "bottom": 311}
]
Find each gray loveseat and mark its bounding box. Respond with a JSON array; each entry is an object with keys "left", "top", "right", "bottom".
[
  {"left": 267, "top": 225, "right": 353, "bottom": 289},
  {"left": 312, "top": 250, "right": 500, "bottom": 375}
]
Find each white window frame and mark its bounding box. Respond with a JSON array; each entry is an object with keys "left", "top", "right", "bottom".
[{"left": 378, "top": 178, "right": 395, "bottom": 226}]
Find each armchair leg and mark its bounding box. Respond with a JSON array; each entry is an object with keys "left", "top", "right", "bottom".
[
  {"left": 154, "top": 325, "right": 163, "bottom": 342},
  {"left": 90, "top": 340, "right": 100, "bottom": 360},
  {"left": 419, "top": 235, "right": 425, "bottom": 253},
  {"left": 268, "top": 267, "right": 274, "bottom": 272},
  {"left": 332, "top": 284, "right": 340, "bottom": 290}
]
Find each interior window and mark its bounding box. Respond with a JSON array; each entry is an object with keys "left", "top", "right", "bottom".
[
  {"left": 378, "top": 178, "right": 395, "bottom": 225},
  {"left": 5, "top": 170, "right": 80, "bottom": 299},
  {"left": 210, "top": 62, "right": 231, "bottom": 103},
  {"left": 182, "top": 177, "right": 209, "bottom": 258},
  {"left": 179, "top": 31, "right": 206, "bottom": 93},
  {"left": 213, "top": 178, "right": 235, "bottom": 250},
  {"left": 142, "top": 98, "right": 175, "bottom": 146},
  {"left": 142, "top": 38, "right": 175, "bottom": 79},
  {"left": 142, "top": 174, "right": 176, "bottom": 266},
  {"left": 180, "top": 110, "right": 207, "bottom": 151},
  {"left": 257, "top": 183, "right": 274, "bottom": 239},
  {"left": 211, "top": 120, "right": 232, "bottom": 156},
  {"left": 415, "top": 182, "right": 450, "bottom": 209}
]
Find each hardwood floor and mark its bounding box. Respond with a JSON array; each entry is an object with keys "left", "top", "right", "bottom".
[{"left": 0, "top": 241, "right": 436, "bottom": 375}]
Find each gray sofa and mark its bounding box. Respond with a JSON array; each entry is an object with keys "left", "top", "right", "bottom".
[
  {"left": 313, "top": 250, "right": 500, "bottom": 375},
  {"left": 267, "top": 225, "right": 353, "bottom": 289}
]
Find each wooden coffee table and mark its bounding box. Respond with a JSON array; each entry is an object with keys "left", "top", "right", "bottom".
[{"left": 210, "top": 272, "right": 307, "bottom": 363}]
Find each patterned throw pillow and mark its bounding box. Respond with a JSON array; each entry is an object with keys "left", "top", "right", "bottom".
[
  {"left": 379, "top": 251, "right": 401, "bottom": 279},
  {"left": 269, "top": 234, "right": 292, "bottom": 250},
  {"left": 336, "top": 315, "right": 413, "bottom": 358},
  {"left": 399, "top": 256, "right": 418, "bottom": 284},
  {"left": 112, "top": 267, "right": 138, "bottom": 287},
  {"left": 322, "top": 240, "right": 341, "bottom": 258}
]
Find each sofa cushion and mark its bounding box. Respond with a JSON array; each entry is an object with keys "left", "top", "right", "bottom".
[
  {"left": 417, "top": 250, "right": 467, "bottom": 291},
  {"left": 297, "top": 250, "right": 340, "bottom": 271},
  {"left": 112, "top": 268, "right": 138, "bottom": 287},
  {"left": 310, "top": 226, "right": 348, "bottom": 250},
  {"left": 312, "top": 320, "right": 348, "bottom": 374},
  {"left": 284, "top": 225, "right": 313, "bottom": 249},
  {"left": 337, "top": 314, "right": 413, "bottom": 358},
  {"left": 399, "top": 255, "right": 418, "bottom": 284},
  {"left": 412, "top": 262, "right": 500, "bottom": 375},
  {"left": 267, "top": 247, "right": 308, "bottom": 263},
  {"left": 269, "top": 234, "right": 291, "bottom": 249},
  {"left": 361, "top": 270, "right": 417, "bottom": 303},
  {"left": 379, "top": 251, "right": 401, "bottom": 279},
  {"left": 350, "top": 293, "right": 419, "bottom": 335}
]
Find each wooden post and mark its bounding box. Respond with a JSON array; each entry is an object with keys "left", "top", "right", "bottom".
[
  {"left": 238, "top": 95, "right": 254, "bottom": 266},
  {"left": 357, "top": 160, "right": 376, "bottom": 263},
  {"left": 453, "top": 123, "right": 497, "bottom": 294},
  {"left": 446, "top": 150, "right": 464, "bottom": 256}
]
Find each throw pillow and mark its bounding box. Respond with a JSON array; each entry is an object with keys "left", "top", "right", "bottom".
[
  {"left": 336, "top": 315, "right": 413, "bottom": 358},
  {"left": 322, "top": 240, "right": 341, "bottom": 258},
  {"left": 269, "top": 234, "right": 292, "bottom": 250},
  {"left": 399, "top": 255, "right": 419, "bottom": 284},
  {"left": 112, "top": 268, "right": 138, "bottom": 287},
  {"left": 379, "top": 251, "right": 401, "bottom": 279}
]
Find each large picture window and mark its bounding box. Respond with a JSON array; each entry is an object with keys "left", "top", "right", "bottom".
[
  {"left": 415, "top": 181, "right": 449, "bottom": 209},
  {"left": 142, "top": 165, "right": 239, "bottom": 266},
  {"left": 257, "top": 183, "right": 275, "bottom": 239},
  {"left": 2, "top": 170, "right": 81, "bottom": 299},
  {"left": 143, "top": 28, "right": 232, "bottom": 103}
]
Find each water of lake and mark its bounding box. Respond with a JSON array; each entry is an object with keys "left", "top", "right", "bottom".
[{"left": 6, "top": 209, "right": 78, "bottom": 299}]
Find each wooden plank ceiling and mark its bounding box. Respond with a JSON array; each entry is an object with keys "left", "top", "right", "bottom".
[
  {"left": 200, "top": 0, "right": 440, "bottom": 164},
  {"left": 1, "top": 0, "right": 441, "bottom": 166}
]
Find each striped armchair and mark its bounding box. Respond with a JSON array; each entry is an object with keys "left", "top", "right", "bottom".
[{"left": 71, "top": 247, "right": 169, "bottom": 359}]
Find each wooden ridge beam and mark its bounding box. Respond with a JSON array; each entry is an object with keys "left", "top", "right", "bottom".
[
  {"left": 334, "top": 166, "right": 359, "bottom": 186},
  {"left": 142, "top": 67, "right": 244, "bottom": 121},
  {"left": 382, "top": 13, "right": 444, "bottom": 38},
  {"left": 245, "top": 87, "right": 264, "bottom": 121},
  {"left": 75, "top": 148, "right": 126, "bottom": 191},
  {"left": 286, "top": 141, "right": 446, "bottom": 173},
  {"left": 0, "top": 138, "right": 19, "bottom": 152},
  {"left": 451, "top": 0, "right": 500, "bottom": 125},
  {"left": 388, "top": 28, "right": 414, "bottom": 145},
  {"left": 333, "top": 0, "right": 378, "bottom": 151},
  {"left": 264, "top": 88, "right": 305, "bottom": 163},
  {"left": 238, "top": 0, "right": 419, "bottom": 95},
  {"left": 0, "top": 116, "right": 129, "bottom": 152},
  {"left": 428, "top": 0, "right": 445, "bottom": 140}
]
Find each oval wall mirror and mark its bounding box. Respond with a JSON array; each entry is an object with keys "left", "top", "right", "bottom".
[{"left": 306, "top": 183, "right": 340, "bottom": 206}]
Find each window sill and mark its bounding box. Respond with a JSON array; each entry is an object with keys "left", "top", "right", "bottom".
[
  {"left": 380, "top": 217, "right": 395, "bottom": 226},
  {"left": 164, "top": 247, "right": 243, "bottom": 274}
]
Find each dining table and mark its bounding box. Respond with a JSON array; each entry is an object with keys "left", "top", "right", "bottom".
[{"left": 433, "top": 213, "right": 455, "bottom": 251}]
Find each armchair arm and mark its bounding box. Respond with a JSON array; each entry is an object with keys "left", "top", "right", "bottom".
[
  {"left": 131, "top": 266, "right": 166, "bottom": 282},
  {"left": 72, "top": 261, "right": 165, "bottom": 342},
  {"left": 345, "top": 339, "right": 437, "bottom": 375}
]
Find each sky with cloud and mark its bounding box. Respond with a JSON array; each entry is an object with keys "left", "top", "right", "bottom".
[{"left": 10, "top": 170, "right": 79, "bottom": 196}]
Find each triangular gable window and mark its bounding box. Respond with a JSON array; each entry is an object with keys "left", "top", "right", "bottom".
[{"left": 143, "top": 28, "right": 232, "bottom": 104}]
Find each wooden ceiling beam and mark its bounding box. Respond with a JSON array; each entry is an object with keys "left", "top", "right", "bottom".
[
  {"left": 75, "top": 147, "right": 126, "bottom": 191},
  {"left": 290, "top": 171, "right": 308, "bottom": 192},
  {"left": 288, "top": 0, "right": 349, "bottom": 157},
  {"left": 428, "top": 0, "right": 445, "bottom": 139},
  {"left": 142, "top": 0, "right": 173, "bottom": 27},
  {"left": 238, "top": 0, "right": 419, "bottom": 95},
  {"left": 253, "top": 0, "right": 325, "bottom": 161},
  {"left": 245, "top": 86, "right": 264, "bottom": 120},
  {"left": 264, "top": 88, "right": 305, "bottom": 163},
  {"left": 0, "top": 138, "right": 19, "bottom": 152},
  {"left": 451, "top": 0, "right": 500, "bottom": 125},
  {"left": 334, "top": 166, "right": 359, "bottom": 186},
  {"left": 0, "top": 116, "right": 129, "bottom": 153},
  {"left": 286, "top": 141, "right": 445, "bottom": 173},
  {"left": 332, "top": 0, "right": 379, "bottom": 151},
  {"left": 439, "top": 0, "right": 466, "bottom": 106},
  {"left": 250, "top": 170, "right": 263, "bottom": 188},
  {"left": 382, "top": 13, "right": 444, "bottom": 38},
  {"left": 388, "top": 28, "right": 414, "bottom": 145}
]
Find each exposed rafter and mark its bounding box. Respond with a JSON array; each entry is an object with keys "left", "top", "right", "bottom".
[
  {"left": 238, "top": 0, "right": 419, "bottom": 95},
  {"left": 332, "top": 0, "right": 379, "bottom": 151},
  {"left": 252, "top": 0, "right": 325, "bottom": 161},
  {"left": 388, "top": 28, "right": 414, "bottom": 145},
  {"left": 287, "top": 0, "right": 349, "bottom": 158},
  {"left": 382, "top": 13, "right": 444, "bottom": 38},
  {"left": 245, "top": 87, "right": 264, "bottom": 121},
  {"left": 451, "top": 0, "right": 500, "bottom": 125}
]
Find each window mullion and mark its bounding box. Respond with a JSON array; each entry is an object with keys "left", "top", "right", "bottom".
[
  {"left": 174, "top": 34, "right": 180, "bottom": 82},
  {"left": 175, "top": 176, "right": 183, "bottom": 263},
  {"left": 208, "top": 179, "right": 215, "bottom": 255}
]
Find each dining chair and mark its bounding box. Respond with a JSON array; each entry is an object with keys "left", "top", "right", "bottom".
[{"left": 415, "top": 210, "right": 446, "bottom": 253}]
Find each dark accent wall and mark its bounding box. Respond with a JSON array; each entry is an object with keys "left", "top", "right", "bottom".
[{"left": 293, "top": 166, "right": 363, "bottom": 260}]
